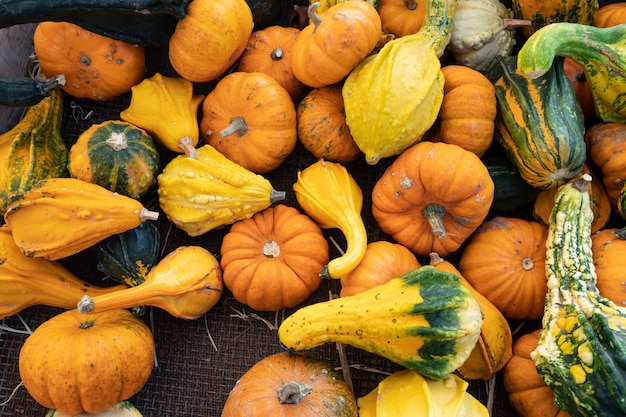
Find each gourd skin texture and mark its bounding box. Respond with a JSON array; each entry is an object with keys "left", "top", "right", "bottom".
[
  {"left": 342, "top": 0, "right": 455, "bottom": 165},
  {"left": 517, "top": 22, "right": 626, "bottom": 123},
  {"left": 157, "top": 144, "right": 284, "bottom": 237},
  {"left": 19, "top": 309, "right": 155, "bottom": 415},
  {"left": 278, "top": 265, "right": 483, "bottom": 380},
  {"left": 494, "top": 55, "right": 585, "bottom": 189},
  {"left": 537, "top": 176, "right": 626, "bottom": 416},
  {"left": 293, "top": 159, "right": 367, "bottom": 279},
  {"left": 0, "top": 89, "right": 68, "bottom": 215}
]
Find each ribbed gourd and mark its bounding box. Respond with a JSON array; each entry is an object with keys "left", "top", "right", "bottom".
[
  {"left": 493, "top": 55, "right": 585, "bottom": 189},
  {"left": 278, "top": 265, "right": 483, "bottom": 380},
  {"left": 517, "top": 22, "right": 626, "bottom": 123},
  {"left": 535, "top": 174, "right": 626, "bottom": 416},
  {"left": 157, "top": 144, "right": 285, "bottom": 237},
  {"left": 0, "top": 89, "right": 68, "bottom": 215},
  {"left": 342, "top": 0, "right": 455, "bottom": 165}
]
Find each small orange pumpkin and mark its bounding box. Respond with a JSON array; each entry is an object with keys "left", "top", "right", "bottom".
[
  {"left": 591, "top": 228, "right": 626, "bottom": 307},
  {"left": 33, "top": 21, "right": 145, "bottom": 101},
  {"left": 371, "top": 141, "right": 495, "bottom": 256},
  {"left": 222, "top": 352, "right": 358, "bottom": 417},
  {"left": 19, "top": 309, "right": 154, "bottom": 415},
  {"left": 168, "top": 0, "right": 253, "bottom": 82},
  {"left": 297, "top": 84, "right": 361, "bottom": 164},
  {"left": 503, "top": 329, "right": 570, "bottom": 417},
  {"left": 458, "top": 216, "right": 549, "bottom": 320},
  {"left": 592, "top": 2, "right": 626, "bottom": 27},
  {"left": 219, "top": 204, "right": 329, "bottom": 311},
  {"left": 377, "top": 0, "right": 426, "bottom": 38},
  {"left": 291, "top": 0, "right": 382, "bottom": 87},
  {"left": 237, "top": 25, "right": 310, "bottom": 103},
  {"left": 339, "top": 240, "right": 421, "bottom": 297},
  {"left": 200, "top": 71, "right": 297, "bottom": 173}
]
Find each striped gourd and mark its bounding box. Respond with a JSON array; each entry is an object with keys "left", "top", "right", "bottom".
[
  {"left": 536, "top": 174, "right": 626, "bottom": 416},
  {"left": 512, "top": 0, "right": 598, "bottom": 39},
  {"left": 493, "top": 55, "right": 585, "bottom": 190}
]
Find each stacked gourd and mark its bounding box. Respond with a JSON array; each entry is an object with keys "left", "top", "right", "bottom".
[{"left": 2, "top": 0, "right": 626, "bottom": 416}]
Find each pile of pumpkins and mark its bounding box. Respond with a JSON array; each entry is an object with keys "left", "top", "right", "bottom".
[{"left": 2, "top": 0, "right": 626, "bottom": 416}]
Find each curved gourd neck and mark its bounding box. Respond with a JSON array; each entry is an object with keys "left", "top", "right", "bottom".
[{"left": 405, "top": 0, "right": 456, "bottom": 57}]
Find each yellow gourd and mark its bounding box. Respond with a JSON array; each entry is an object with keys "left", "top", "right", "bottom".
[
  {"left": 120, "top": 73, "right": 204, "bottom": 155},
  {"left": 157, "top": 144, "right": 286, "bottom": 237},
  {"left": 3, "top": 178, "right": 159, "bottom": 260},
  {"left": 292, "top": 159, "right": 367, "bottom": 278},
  {"left": 78, "top": 246, "right": 224, "bottom": 320}
]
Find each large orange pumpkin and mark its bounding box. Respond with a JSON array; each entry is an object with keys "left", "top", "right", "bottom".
[
  {"left": 168, "top": 0, "right": 253, "bottom": 82},
  {"left": 200, "top": 71, "right": 297, "bottom": 173},
  {"left": 371, "top": 141, "right": 495, "bottom": 256},
  {"left": 33, "top": 21, "right": 145, "bottom": 101},
  {"left": 19, "top": 309, "right": 154, "bottom": 415},
  {"left": 458, "top": 216, "right": 549, "bottom": 320},
  {"left": 219, "top": 204, "right": 328, "bottom": 311}
]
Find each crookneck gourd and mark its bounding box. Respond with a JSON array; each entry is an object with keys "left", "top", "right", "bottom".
[
  {"left": 157, "top": 143, "right": 285, "bottom": 237},
  {"left": 536, "top": 174, "right": 626, "bottom": 416},
  {"left": 493, "top": 55, "right": 585, "bottom": 189},
  {"left": 517, "top": 22, "right": 626, "bottom": 123},
  {"left": 342, "top": 0, "right": 456, "bottom": 165},
  {"left": 278, "top": 265, "right": 483, "bottom": 380}
]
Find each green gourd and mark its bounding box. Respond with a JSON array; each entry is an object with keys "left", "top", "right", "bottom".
[
  {"left": 278, "top": 265, "right": 483, "bottom": 380},
  {"left": 536, "top": 174, "right": 626, "bottom": 416},
  {"left": 0, "top": 75, "right": 65, "bottom": 107}
]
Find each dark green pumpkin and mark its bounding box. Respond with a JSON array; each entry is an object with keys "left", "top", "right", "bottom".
[
  {"left": 483, "top": 155, "right": 540, "bottom": 212},
  {"left": 0, "top": 75, "right": 66, "bottom": 107},
  {"left": 96, "top": 221, "right": 161, "bottom": 287},
  {"left": 68, "top": 120, "right": 160, "bottom": 200},
  {"left": 493, "top": 55, "right": 586, "bottom": 190}
]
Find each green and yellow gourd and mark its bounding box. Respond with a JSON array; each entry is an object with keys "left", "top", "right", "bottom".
[
  {"left": 535, "top": 174, "right": 626, "bottom": 416},
  {"left": 517, "top": 22, "right": 626, "bottom": 123},
  {"left": 278, "top": 265, "right": 483, "bottom": 380},
  {"left": 493, "top": 55, "right": 586, "bottom": 189},
  {"left": 342, "top": 0, "right": 455, "bottom": 165},
  {"left": 0, "top": 74, "right": 65, "bottom": 107},
  {"left": 0, "top": 89, "right": 68, "bottom": 215}
]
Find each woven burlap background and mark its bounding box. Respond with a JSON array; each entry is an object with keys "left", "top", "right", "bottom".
[{"left": 0, "top": 1, "right": 561, "bottom": 415}]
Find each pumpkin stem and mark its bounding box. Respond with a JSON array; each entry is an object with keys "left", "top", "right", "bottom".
[
  {"left": 271, "top": 47, "right": 284, "bottom": 61},
  {"left": 220, "top": 117, "right": 248, "bottom": 138},
  {"left": 521, "top": 257, "right": 534, "bottom": 271},
  {"left": 106, "top": 131, "right": 129, "bottom": 151},
  {"left": 139, "top": 208, "right": 160, "bottom": 222},
  {"left": 308, "top": 2, "right": 322, "bottom": 34},
  {"left": 270, "top": 189, "right": 287, "bottom": 203},
  {"left": 263, "top": 240, "right": 281, "bottom": 257},
  {"left": 403, "top": 0, "right": 418, "bottom": 11},
  {"left": 502, "top": 18, "right": 532, "bottom": 30},
  {"left": 422, "top": 203, "right": 447, "bottom": 239},
  {"left": 277, "top": 381, "right": 313, "bottom": 405},
  {"left": 77, "top": 294, "right": 95, "bottom": 314},
  {"left": 178, "top": 136, "right": 199, "bottom": 158},
  {"left": 34, "top": 74, "right": 66, "bottom": 94}
]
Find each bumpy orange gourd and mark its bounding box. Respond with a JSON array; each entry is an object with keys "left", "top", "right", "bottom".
[
  {"left": 458, "top": 216, "right": 549, "bottom": 320},
  {"left": 168, "top": 0, "right": 253, "bottom": 82},
  {"left": 371, "top": 141, "right": 494, "bottom": 256},
  {"left": 237, "top": 25, "right": 310, "bottom": 102},
  {"left": 377, "top": 0, "right": 426, "bottom": 38},
  {"left": 339, "top": 240, "right": 420, "bottom": 297},
  {"left": 220, "top": 204, "right": 329, "bottom": 311},
  {"left": 19, "top": 309, "right": 154, "bottom": 415},
  {"left": 503, "top": 329, "right": 570, "bottom": 417},
  {"left": 33, "top": 21, "right": 145, "bottom": 100},
  {"left": 200, "top": 71, "right": 297, "bottom": 173},
  {"left": 591, "top": 228, "right": 626, "bottom": 307},
  {"left": 297, "top": 84, "right": 361, "bottom": 164},
  {"left": 291, "top": 0, "right": 382, "bottom": 87}
]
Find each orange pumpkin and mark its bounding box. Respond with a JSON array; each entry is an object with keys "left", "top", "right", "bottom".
[
  {"left": 592, "top": 2, "right": 626, "bottom": 27},
  {"left": 291, "top": 0, "right": 382, "bottom": 87},
  {"left": 237, "top": 25, "right": 310, "bottom": 103},
  {"left": 458, "top": 216, "right": 549, "bottom": 320},
  {"left": 377, "top": 0, "right": 426, "bottom": 37},
  {"left": 339, "top": 240, "right": 421, "bottom": 297},
  {"left": 33, "top": 21, "right": 145, "bottom": 101},
  {"left": 585, "top": 122, "right": 626, "bottom": 213},
  {"left": 533, "top": 163, "right": 611, "bottom": 233},
  {"left": 503, "top": 329, "right": 570, "bottom": 417},
  {"left": 19, "top": 309, "right": 154, "bottom": 415},
  {"left": 168, "top": 0, "right": 253, "bottom": 82},
  {"left": 297, "top": 84, "right": 361, "bottom": 164},
  {"left": 432, "top": 65, "right": 497, "bottom": 157},
  {"left": 591, "top": 228, "right": 626, "bottom": 307},
  {"left": 200, "top": 71, "right": 297, "bottom": 173},
  {"left": 371, "top": 141, "right": 495, "bottom": 256},
  {"left": 222, "top": 352, "right": 358, "bottom": 417},
  {"left": 219, "top": 204, "right": 329, "bottom": 311}
]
